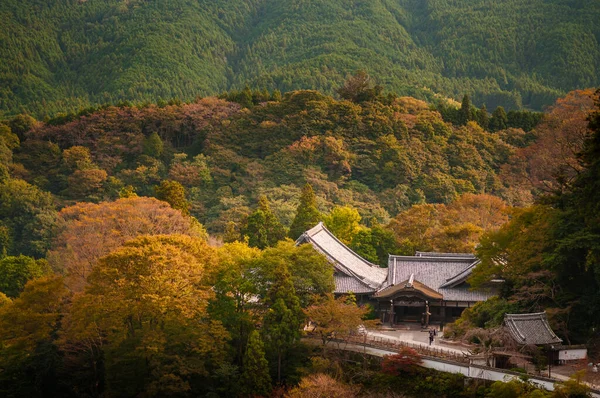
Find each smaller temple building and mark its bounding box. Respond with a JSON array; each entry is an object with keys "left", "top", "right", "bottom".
[
  {"left": 296, "top": 222, "right": 495, "bottom": 325},
  {"left": 503, "top": 312, "right": 586, "bottom": 366}
]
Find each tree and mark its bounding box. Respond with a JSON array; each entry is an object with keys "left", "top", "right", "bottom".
[
  {"left": 48, "top": 197, "right": 206, "bottom": 292},
  {"left": 381, "top": 347, "right": 423, "bottom": 376},
  {"left": 0, "top": 276, "right": 71, "bottom": 397},
  {"left": 502, "top": 89, "right": 598, "bottom": 197},
  {"left": 459, "top": 94, "right": 472, "bottom": 125},
  {"left": 209, "top": 242, "right": 262, "bottom": 365},
  {"left": 477, "top": 104, "right": 489, "bottom": 130},
  {"left": 142, "top": 132, "right": 164, "bottom": 158},
  {"left": 0, "top": 178, "right": 57, "bottom": 258},
  {"left": 262, "top": 266, "right": 303, "bottom": 384},
  {"left": 289, "top": 184, "right": 321, "bottom": 239},
  {"left": 62, "top": 235, "right": 228, "bottom": 397},
  {"left": 242, "top": 195, "right": 286, "bottom": 249},
  {"left": 257, "top": 240, "right": 335, "bottom": 307},
  {"left": 304, "top": 294, "right": 371, "bottom": 347},
  {"left": 284, "top": 373, "right": 358, "bottom": 398},
  {"left": 240, "top": 330, "right": 271, "bottom": 397},
  {"left": 324, "top": 206, "right": 361, "bottom": 245},
  {"left": 490, "top": 106, "right": 508, "bottom": 131},
  {"left": 154, "top": 180, "right": 190, "bottom": 215},
  {"left": 336, "top": 70, "right": 382, "bottom": 103},
  {"left": 0, "top": 255, "right": 49, "bottom": 298},
  {"left": 66, "top": 168, "right": 108, "bottom": 199}
]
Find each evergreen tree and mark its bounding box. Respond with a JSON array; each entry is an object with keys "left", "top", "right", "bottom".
[
  {"left": 459, "top": 94, "right": 472, "bottom": 125},
  {"left": 289, "top": 184, "right": 321, "bottom": 239},
  {"left": 242, "top": 195, "right": 286, "bottom": 249},
  {"left": 143, "top": 132, "right": 164, "bottom": 158},
  {"left": 240, "top": 330, "right": 271, "bottom": 397},
  {"left": 477, "top": 104, "right": 489, "bottom": 130},
  {"left": 490, "top": 106, "right": 508, "bottom": 131},
  {"left": 262, "top": 266, "right": 303, "bottom": 384}
]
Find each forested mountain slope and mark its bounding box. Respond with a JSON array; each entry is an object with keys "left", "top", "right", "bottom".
[{"left": 2, "top": 0, "right": 599, "bottom": 117}]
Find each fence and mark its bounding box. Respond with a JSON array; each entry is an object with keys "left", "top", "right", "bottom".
[{"left": 322, "top": 333, "right": 470, "bottom": 364}]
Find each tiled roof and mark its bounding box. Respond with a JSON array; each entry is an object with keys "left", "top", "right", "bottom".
[
  {"left": 374, "top": 279, "right": 443, "bottom": 300},
  {"left": 334, "top": 274, "right": 376, "bottom": 294},
  {"left": 385, "top": 255, "right": 494, "bottom": 302},
  {"left": 415, "top": 251, "right": 476, "bottom": 259},
  {"left": 504, "top": 312, "right": 563, "bottom": 345},
  {"left": 440, "top": 260, "right": 480, "bottom": 288},
  {"left": 296, "top": 222, "right": 387, "bottom": 289}
]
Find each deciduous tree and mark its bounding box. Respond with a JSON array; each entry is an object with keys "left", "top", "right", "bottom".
[{"left": 48, "top": 197, "right": 206, "bottom": 292}]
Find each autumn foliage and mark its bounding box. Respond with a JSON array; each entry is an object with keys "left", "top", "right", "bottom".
[
  {"left": 48, "top": 197, "right": 206, "bottom": 291},
  {"left": 381, "top": 347, "right": 423, "bottom": 376}
]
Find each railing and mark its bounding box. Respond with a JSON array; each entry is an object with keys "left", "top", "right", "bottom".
[{"left": 306, "top": 333, "right": 469, "bottom": 363}]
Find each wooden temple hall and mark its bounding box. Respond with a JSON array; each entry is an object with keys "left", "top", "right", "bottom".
[{"left": 297, "top": 222, "right": 495, "bottom": 326}]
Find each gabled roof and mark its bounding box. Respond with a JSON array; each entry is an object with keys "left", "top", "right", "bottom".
[
  {"left": 385, "top": 254, "right": 492, "bottom": 302},
  {"left": 504, "top": 312, "right": 562, "bottom": 345},
  {"left": 374, "top": 277, "right": 443, "bottom": 300},
  {"left": 296, "top": 222, "right": 387, "bottom": 289}
]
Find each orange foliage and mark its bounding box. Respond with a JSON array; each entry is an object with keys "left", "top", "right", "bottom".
[
  {"left": 387, "top": 194, "right": 509, "bottom": 253},
  {"left": 48, "top": 197, "right": 206, "bottom": 292},
  {"left": 501, "top": 89, "right": 598, "bottom": 197}
]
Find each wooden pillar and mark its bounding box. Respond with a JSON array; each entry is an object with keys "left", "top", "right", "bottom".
[{"left": 390, "top": 300, "right": 394, "bottom": 327}]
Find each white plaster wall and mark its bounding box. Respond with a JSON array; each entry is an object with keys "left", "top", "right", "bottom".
[{"left": 558, "top": 349, "right": 587, "bottom": 361}]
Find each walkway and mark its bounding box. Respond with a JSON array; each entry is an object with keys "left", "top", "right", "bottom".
[{"left": 366, "top": 329, "right": 470, "bottom": 356}]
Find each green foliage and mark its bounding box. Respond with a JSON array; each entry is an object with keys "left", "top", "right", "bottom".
[
  {"left": 487, "top": 379, "right": 552, "bottom": 398},
  {"left": 142, "top": 132, "right": 164, "bottom": 158},
  {"left": 490, "top": 106, "right": 509, "bottom": 131},
  {"left": 2, "top": 0, "right": 599, "bottom": 117},
  {"left": 0, "top": 178, "right": 57, "bottom": 258},
  {"left": 154, "top": 180, "right": 190, "bottom": 216},
  {"left": 240, "top": 330, "right": 271, "bottom": 397},
  {"left": 262, "top": 266, "right": 303, "bottom": 383},
  {"left": 0, "top": 276, "right": 72, "bottom": 398},
  {"left": 289, "top": 184, "right": 322, "bottom": 239},
  {"left": 242, "top": 195, "right": 286, "bottom": 249},
  {"left": 258, "top": 240, "right": 335, "bottom": 307},
  {"left": 324, "top": 206, "right": 362, "bottom": 244},
  {"left": 446, "top": 298, "right": 517, "bottom": 339},
  {"left": 0, "top": 256, "right": 49, "bottom": 298}
]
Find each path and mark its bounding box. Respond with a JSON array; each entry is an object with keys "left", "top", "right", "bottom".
[{"left": 366, "top": 329, "right": 470, "bottom": 356}]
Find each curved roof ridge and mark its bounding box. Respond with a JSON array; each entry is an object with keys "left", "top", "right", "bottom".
[
  {"left": 389, "top": 254, "right": 476, "bottom": 263},
  {"left": 504, "top": 312, "right": 562, "bottom": 345},
  {"left": 296, "top": 222, "right": 386, "bottom": 289}
]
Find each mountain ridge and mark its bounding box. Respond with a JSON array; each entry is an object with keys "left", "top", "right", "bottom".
[{"left": 1, "top": 0, "right": 599, "bottom": 117}]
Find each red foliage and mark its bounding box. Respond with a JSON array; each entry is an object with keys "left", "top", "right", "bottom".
[{"left": 381, "top": 347, "right": 423, "bottom": 375}]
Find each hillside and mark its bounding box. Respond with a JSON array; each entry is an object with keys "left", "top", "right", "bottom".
[{"left": 2, "top": 0, "right": 599, "bottom": 117}]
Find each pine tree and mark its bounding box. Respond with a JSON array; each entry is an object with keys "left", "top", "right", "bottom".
[
  {"left": 143, "top": 132, "right": 164, "bottom": 158},
  {"left": 243, "top": 195, "right": 286, "bottom": 249},
  {"left": 459, "top": 94, "right": 472, "bottom": 125},
  {"left": 477, "top": 104, "right": 489, "bottom": 130},
  {"left": 262, "top": 267, "right": 303, "bottom": 383},
  {"left": 289, "top": 184, "right": 321, "bottom": 239},
  {"left": 240, "top": 330, "right": 271, "bottom": 397},
  {"left": 490, "top": 106, "right": 508, "bottom": 131}
]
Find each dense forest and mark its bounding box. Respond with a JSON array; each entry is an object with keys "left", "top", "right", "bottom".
[
  {"left": 1, "top": 79, "right": 599, "bottom": 395},
  {"left": 2, "top": 0, "right": 599, "bottom": 117}
]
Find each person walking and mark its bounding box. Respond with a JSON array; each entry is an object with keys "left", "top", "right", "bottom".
[{"left": 429, "top": 329, "right": 434, "bottom": 345}]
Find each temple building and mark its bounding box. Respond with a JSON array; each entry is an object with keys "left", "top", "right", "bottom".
[{"left": 296, "top": 222, "right": 495, "bottom": 325}]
